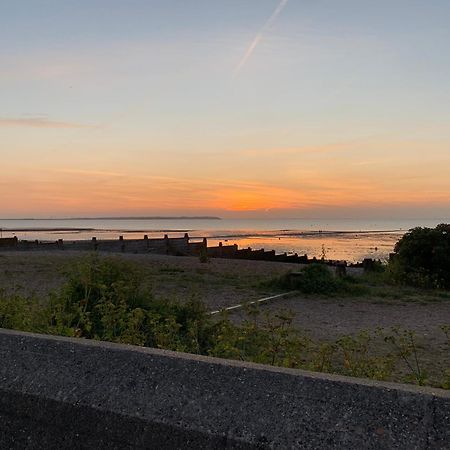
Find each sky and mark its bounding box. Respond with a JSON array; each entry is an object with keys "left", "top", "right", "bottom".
[{"left": 1, "top": 0, "right": 450, "bottom": 218}]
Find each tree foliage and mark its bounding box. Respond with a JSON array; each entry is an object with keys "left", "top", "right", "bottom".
[{"left": 390, "top": 223, "right": 450, "bottom": 289}]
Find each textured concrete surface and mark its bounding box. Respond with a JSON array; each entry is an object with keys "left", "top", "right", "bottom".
[{"left": 0, "top": 328, "right": 449, "bottom": 449}]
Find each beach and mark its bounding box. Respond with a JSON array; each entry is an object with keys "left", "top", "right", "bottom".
[
  {"left": 2, "top": 217, "right": 449, "bottom": 262},
  {"left": 1, "top": 250, "right": 448, "bottom": 383}
]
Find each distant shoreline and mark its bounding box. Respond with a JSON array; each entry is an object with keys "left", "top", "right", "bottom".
[
  {"left": 0, "top": 228, "right": 405, "bottom": 237},
  {"left": 0, "top": 216, "right": 222, "bottom": 221}
]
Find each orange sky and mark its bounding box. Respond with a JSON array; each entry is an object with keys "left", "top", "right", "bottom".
[
  {"left": 1, "top": 137, "right": 450, "bottom": 218},
  {"left": 1, "top": 1, "right": 450, "bottom": 218}
]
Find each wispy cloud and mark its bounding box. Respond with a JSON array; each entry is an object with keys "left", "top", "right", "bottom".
[
  {"left": 0, "top": 117, "right": 90, "bottom": 129},
  {"left": 54, "top": 169, "right": 126, "bottom": 178},
  {"left": 233, "top": 0, "right": 289, "bottom": 78}
]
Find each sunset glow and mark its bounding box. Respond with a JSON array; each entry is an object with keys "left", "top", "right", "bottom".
[{"left": 1, "top": 1, "right": 449, "bottom": 218}]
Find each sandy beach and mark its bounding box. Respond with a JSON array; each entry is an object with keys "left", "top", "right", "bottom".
[
  {"left": 0, "top": 251, "right": 447, "bottom": 338},
  {"left": 0, "top": 249, "right": 449, "bottom": 386}
]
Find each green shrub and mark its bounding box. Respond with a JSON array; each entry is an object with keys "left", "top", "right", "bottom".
[
  {"left": 293, "top": 264, "right": 340, "bottom": 294},
  {"left": 43, "top": 254, "right": 218, "bottom": 353},
  {"left": 335, "top": 331, "right": 395, "bottom": 380},
  {"left": 267, "top": 264, "right": 368, "bottom": 296},
  {"left": 389, "top": 224, "right": 450, "bottom": 289},
  {"left": 47, "top": 254, "right": 149, "bottom": 339},
  {"left": 0, "top": 290, "right": 46, "bottom": 332}
]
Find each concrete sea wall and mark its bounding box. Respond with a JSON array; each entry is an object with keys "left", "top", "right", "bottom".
[{"left": 0, "top": 328, "right": 449, "bottom": 449}]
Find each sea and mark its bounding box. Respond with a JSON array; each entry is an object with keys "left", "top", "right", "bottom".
[{"left": 0, "top": 218, "right": 448, "bottom": 263}]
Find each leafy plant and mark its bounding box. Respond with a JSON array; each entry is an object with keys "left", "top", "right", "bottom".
[
  {"left": 389, "top": 224, "right": 450, "bottom": 289},
  {"left": 382, "top": 327, "right": 428, "bottom": 385},
  {"left": 266, "top": 264, "right": 368, "bottom": 296},
  {"left": 335, "top": 331, "right": 395, "bottom": 380}
]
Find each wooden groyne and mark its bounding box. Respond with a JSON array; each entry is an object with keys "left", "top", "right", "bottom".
[{"left": 0, "top": 234, "right": 369, "bottom": 268}]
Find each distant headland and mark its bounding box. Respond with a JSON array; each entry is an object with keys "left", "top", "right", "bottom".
[{"left": 0, "top": 216, "right": 222, "bottom": 221}]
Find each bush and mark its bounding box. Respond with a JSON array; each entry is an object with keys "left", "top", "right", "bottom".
[
  {"left": 39, "top": 254, "right": 217, "bottom": 352},
  {"left": 290, "top": 264, "right": 340, "bottom": 294},
  {"left": 268, "top": 264, "right": 367, "bottom": 296},
  {"left": 46, "top": 254, "right": 149, "bottom": 339},
  {"left": 0, "top": 291, "right": 46, "bottom": 332},
  {"left": 389, "top": 224, "right": 450, "bottom": 289}
]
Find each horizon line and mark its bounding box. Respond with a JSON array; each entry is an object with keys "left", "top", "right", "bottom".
[
  {"left": 1, "top": 216, "right": 450, "bottom": 222},
  {"left": 0, "top": 216, "right": 223, "bottom": 221}
]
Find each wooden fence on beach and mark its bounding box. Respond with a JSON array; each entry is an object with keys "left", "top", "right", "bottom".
[{"left": 0, "top": 234, "right": 367, "bottom": 267}]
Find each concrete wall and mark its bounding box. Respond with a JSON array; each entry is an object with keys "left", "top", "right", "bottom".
[{"left": 0, "top": 328, "right": 448, "bottom": 449}]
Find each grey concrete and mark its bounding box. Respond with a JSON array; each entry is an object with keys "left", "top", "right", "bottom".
[{"left": 0, "top": 328, "right": 449, "bottom": 449}]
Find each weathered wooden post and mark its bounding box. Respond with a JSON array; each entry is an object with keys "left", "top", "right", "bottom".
[
  {"left": 184, "top": 233, "right": 189, "bottom": 254},
  {"left": 363, "top": 258, "right": 374, "bottom": 273},
  {"left": 336, "top": 262, "right": 347, "bottom": 278},
  {"left": 164, "top": 234, "right": 169, "bottom": 254},
  {"left": 92, "top": 237, "right": 98, "bottom": 251}
]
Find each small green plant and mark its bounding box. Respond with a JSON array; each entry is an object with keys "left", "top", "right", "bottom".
[
  {"left": 308, "top": 342, "right": 336, "bottom": 373},
  {"left": 440, "top": 325, "right": 450, "bottom": 389},
  {"left": 441, "top": 325, "right": 450, "bottom": 345},
  {"left": 0, "top": 290, "right": 46, "bottom": 332},
  {"left": 335, "top": 331, "right": 395, "bottom": 380},
  {"left": 383, "top": 327, "right": 428, "bottom": 385}
]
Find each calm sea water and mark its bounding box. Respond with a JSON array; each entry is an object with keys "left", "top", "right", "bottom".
[{"left": 1, "top": 218, "right": 448, "bottom": 262}]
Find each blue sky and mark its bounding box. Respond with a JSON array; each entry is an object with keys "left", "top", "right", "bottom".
[{"left": 1, "top": 1, "right": 450, "bottom": 217}]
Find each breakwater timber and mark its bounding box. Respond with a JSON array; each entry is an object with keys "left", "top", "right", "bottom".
[
  {"left": 0, "top": 328, "right": 449, "bottom": 449},
  {"left": 0, "top": 235, "right": 371, "bottom": 268}
]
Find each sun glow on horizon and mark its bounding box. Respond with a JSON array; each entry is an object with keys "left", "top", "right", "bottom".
[{"left": 1, "top": 1, "right": 450, "bottom": 218}]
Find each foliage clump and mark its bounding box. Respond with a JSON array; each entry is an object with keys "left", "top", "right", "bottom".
[
  {"left": 268, "top": 263, "right": 367, "bottom": 296},
  {"left": 32, "top": 255, "right": 216, "bottom": 353},
  {"left": 389, "top": 223, "right": 450, "bottom": 289}
]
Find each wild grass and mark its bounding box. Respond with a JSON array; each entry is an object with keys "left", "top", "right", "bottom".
[{"left": 0, "top": 254, "right": 448, "bottom": 389}]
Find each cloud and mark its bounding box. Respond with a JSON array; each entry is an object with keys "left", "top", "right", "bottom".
[
  {"left": 0, "top": 117, "right": 90, "bottom": 129},
  {"left": 54, "top": 169, "right": 125, "bottom": 178},
  {"left": 233, "top": 0, "right": 289, "bottom": 78},
  {"left": 240, "top": 143, "right": 352, "bottom": 157}
]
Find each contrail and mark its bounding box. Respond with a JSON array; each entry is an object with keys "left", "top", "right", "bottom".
[{"left": 233, "top": 0, "right": 289, "bottom": 78}]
